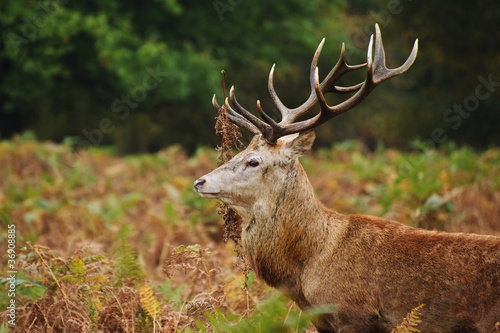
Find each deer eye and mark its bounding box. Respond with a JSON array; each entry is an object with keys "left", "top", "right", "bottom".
[{"left": 246, "top": 159, "right": 260, "bottom": 168}]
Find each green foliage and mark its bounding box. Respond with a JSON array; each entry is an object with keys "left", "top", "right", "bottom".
[
  {"left": 60, "top": 256, "right": 86, "bottom": 283},
  {"left": 420, "top": 194, "right": 453, "bottom": 216},
  {"left": 1, "top": 139, "right": 499, "bottom": 331},
  {"left": 189, "top": 293, "right": 325, "bottom": 333},
  {"left": 0, "top": 0, "right": 349, "bottom": 152},
  {"left": 0, "top": 272, "right": 46, "bottom": 307},
  {"left": 114, "top": 241, "right": 146, "bottom": 286},
  {"left": 3, "top": 1, "right": 499, "bottom": 151},
  {"left": 158, "top": 279, "right": 187, "bottom": 311}
]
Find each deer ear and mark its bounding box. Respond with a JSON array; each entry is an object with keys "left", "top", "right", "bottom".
[{"left": 282, "top": 130, "right": 316, "bottom": 158}]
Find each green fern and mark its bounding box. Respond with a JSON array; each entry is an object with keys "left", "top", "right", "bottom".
[
  {"left": 188, "top": 293, "right": 327, "bottom": 333},
  {"left": 114, "top": 241, "right": 145, "bottom": 286},
  {"left": 70, "top": 256, "right": 85, "bottom": 281},
  {"left": 59, "top": 256, "right": 85, "bottom": 283},
  {"left": 392, "top": 304, "right": 425, "bottom": 333}
]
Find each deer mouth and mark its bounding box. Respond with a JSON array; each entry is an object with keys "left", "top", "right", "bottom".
[{"left": 197, "top": 192, "right": 220, "bottom": 199}]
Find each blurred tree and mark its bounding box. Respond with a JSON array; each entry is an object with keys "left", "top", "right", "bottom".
[
  {"left": 0, "top": 0, "right": 498, "bottom": 152},
  {"left": 390, "top": 0, "right": 500, "bottom": 148},
  {"left": 325, "top": 0, "right": 500, "bottom": 149},
  {"left": 0, "top": 0, "right": 347, "bottom": 152},
  {"left": 1, "top": 0, "right": 219, "bottom": 152}
]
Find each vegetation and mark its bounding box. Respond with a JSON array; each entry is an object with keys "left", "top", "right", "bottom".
[
  {"left": 391, "top": 304, "right": 425, "bottom": 333},
  {"left": 1, "top": 135, "right": 499, "bottom": 331},
  {"left": 2, "top": 1, "right": 499, "bottom": 331},
  {"left": 1, "top": 0, "right": 499, "bottom": 152}
]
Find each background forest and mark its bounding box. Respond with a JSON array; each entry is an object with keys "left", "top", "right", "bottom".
[
  {"left": 1, "top": 1, "right": 500, "bottom": 332},
  {"left": 1, "top": 0, "right": 499, "bottom": 152}
]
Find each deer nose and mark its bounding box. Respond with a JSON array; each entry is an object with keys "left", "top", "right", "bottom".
[{"left": 193, "top": 179, "right": 206, "bottom": 192}]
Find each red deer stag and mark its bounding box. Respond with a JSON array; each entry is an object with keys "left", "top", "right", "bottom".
[{"left": 194, "top": 24, "right": 500, "bottom": 333}]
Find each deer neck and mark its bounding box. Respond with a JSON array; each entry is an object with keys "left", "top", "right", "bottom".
[{"left": 240, "top": 159, "right": 330, "bottom": 289}]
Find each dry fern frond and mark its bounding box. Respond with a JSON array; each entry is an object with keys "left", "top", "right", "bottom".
[
  {"left": 98, "top": 286, "right": 140, "bottom": 332},
  {"left": 139, "top": 283, "right": 162, "bottom": 320},
  {"left": 212, "top": 70, "right": 255, "bottom": 301},
  {"left": 163, "top": 244, "right": 220, "bottom": 293},
  {"left": 157, "top": 304, "right": 194, "bottom": 332},
  {"left": 185, "top": 286, "right": 225, "bottom": 319},
  {"left": 391, "top": 304, "right": 425, "bottom": 333},
  {"left": 489, "top": 322, "right": 500, "bottom": 333},
  {"left": 214, "top": 69, "right": 243, "bottom": 165},
  {"left": 214, "top": 70, "right": 247, "bottom": 276}
]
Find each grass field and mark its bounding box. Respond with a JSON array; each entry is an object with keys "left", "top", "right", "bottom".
[{"left": 1, "top": 134, "right": 499, "bottom": 332}]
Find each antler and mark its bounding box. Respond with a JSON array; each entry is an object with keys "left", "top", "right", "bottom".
[{"left": 212, "top": 24, "right": 419, "bottom": 144}]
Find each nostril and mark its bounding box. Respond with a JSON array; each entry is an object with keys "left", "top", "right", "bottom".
[{"left": 193, "top": 179, "right": 206, "bottom": 192}]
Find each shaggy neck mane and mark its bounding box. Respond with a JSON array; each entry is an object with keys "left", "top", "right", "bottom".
[{"left": 242, "top": 159, "right": 331, "bottom": 292}]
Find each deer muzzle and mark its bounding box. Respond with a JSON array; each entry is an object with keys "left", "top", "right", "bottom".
[{"left": 193, "top": 178, "right": 206, "bottom": 192}]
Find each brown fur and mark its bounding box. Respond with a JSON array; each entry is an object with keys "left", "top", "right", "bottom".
[{"left": 195, "top": 133, "right": 500, "bottom": 333}]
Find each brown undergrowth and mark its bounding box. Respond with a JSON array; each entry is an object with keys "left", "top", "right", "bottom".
[{"left": 0, "top": 134, "right": 499, "bottom": 332}]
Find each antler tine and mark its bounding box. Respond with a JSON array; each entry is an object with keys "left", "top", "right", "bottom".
[
  {"left": 288, "top": 33, "right": 376, "bottom": 131},
  {"left": 267, "top": 64, "right": 287, "bottom": 121},
  {"left": 372, "top": 24, "right": 419, "bottom": 84},
  {"left": 228, "top": 86, "right": 273, "bottom": 137},
  {"left": 268, "top": 39, "right": 368, "bottom": 125},
  {"left": 212, "top": 94, "right": 261, "bottom": 135},
  {"left": 321, "top": 43, "right": 367, "bottom": 95},
  {"left": 266, "top": 39, "right": 323, "bottom": 125},
  {"left": 278, "top": 24, "right": 418, "bottom": 137},
  {"left": 313, "top": 23, "right": 418, "bottom": 120}
]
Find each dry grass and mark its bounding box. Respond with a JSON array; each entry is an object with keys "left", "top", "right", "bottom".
[{"left": 1, "top": 135, "right": 499, "bottom": 332}]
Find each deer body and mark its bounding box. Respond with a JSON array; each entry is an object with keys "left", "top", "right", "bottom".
[
  {"left": 195, "top": 25, "right": 500, "bottom": 332},
  {"left": 196, "top": 133, "right": 500, "bottom": 332}
]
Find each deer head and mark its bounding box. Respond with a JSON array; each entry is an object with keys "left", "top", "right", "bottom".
[
  {"left": 195, "top": 24, "right": 418, "bottom": 216},
  {"left": 194, "top": 131, "right": 316, "bottom": 220}
]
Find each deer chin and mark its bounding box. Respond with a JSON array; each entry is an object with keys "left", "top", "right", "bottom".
[{"left": 197, "top": 190, "right": 239, "bottom": 206}]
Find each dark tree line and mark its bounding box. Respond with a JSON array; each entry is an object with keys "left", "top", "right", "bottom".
[{"left": 1, "top": 0, "right": 499, "bottom": 153}]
